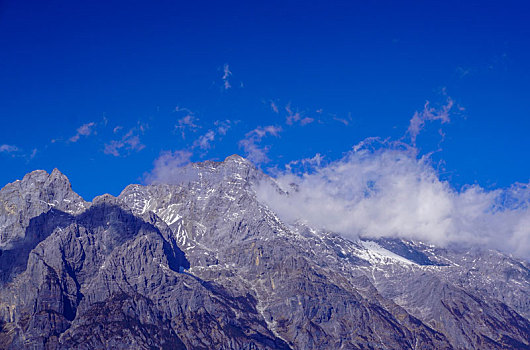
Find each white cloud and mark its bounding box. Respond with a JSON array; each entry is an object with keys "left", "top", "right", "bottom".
[
  {"left": 144, "top": 150, "right": 193, "bottom": 184},
  {"left": 69, "top": 122, "right": 96, "bottom": 142},
  {"left": 256, "top": 138, "right": 530, "bottom": 260},
  {"left": 174, "top": 107, "right": 199, "bottom": 139},
  {"left": 222, "top": 64, "right": 232, "bottom": 90},
  {"left": 239, "top": 125, "right": 282, "bottom": 164},
  {"left": 406, "top": 98, "right": 453, "bottom": 145},
  {"left": 174, "top": 106, "right": 194, "bottom": 114},
  {"left": 285, "top": 103, "right": 302, "bottom": 125},
  {"left": 456, "top": 66, "right": 471, "bottom": 78},
  {"left": 215, "top": 120, "right": 231, "bottom": 136},
  {"left": 177, "top": 115, "right": 197, "bottom": 128},
  {"left": 285, "top": 103, "right": 314, "bottom": 126},
  {"left": 147, "top": 119, "right": 232, "bottom": 182},
  {"left": 0, "top": 144, "right": 39, "bottom": 160},
  {"left": 104, "top": 128, "right": 145, "bottom": 157},
  {"left": 0, "top": 144, "right": 18, "bottom": 153},
  {"left": 333, "top": 116, "right": 350, "bottom": 126},
  {"left": 146, "top": 119, "right": 233, "bottom": 182},
  {"left": 194, "top": 130, "right": 216, "bottom": 150},
  {"left": 283, "top": 153, "right": 324, "bottom": 173},
  {"left": 193, "top": 120, "right": 231, "bottom": 150},
  {"left": 299, "top": 117, "right": 314, "bottom": 126},
  {"left": 270, "top": 101, "right": 279, "bottom": 114}
]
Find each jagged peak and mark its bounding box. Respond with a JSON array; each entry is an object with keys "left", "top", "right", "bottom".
[
  {"left": 22, "top": 169, "right": 49, "bottom": 181},
  {"left": 20, "top": 168, "right": 69, "bottom": 183},
  {"left": 165, "top": 154, "right": 260, "bottom": 183},
  {"left": 50, "top": 168, "right": 66, "bottom": 178},
  {"left": 119, "top": 183, "right": 144, "bottom": 194},
  {"left": 92, "top": 193, "right": 120, "bottom": 205},
  {"left": 191, "top": 154, "right": 253, "bottom": 169},
  {"left": 0, "top": 168, "right": 74, "bottom": 195},
  {"left": 224, "top": 154, "right": 250, "bottom": 164}
]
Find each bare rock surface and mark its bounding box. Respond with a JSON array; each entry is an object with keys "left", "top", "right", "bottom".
[{"left": 0, "top": 156, "right": 529, "bottom": 349}]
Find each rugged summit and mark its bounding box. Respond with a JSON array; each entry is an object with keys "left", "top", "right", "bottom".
[{"left": 0, "top": 156, "right": 529, "bottom": 349}]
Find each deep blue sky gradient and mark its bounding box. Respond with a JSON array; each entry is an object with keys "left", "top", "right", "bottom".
[{"left": 1, "top": 0, "right": 529, "bottom": 199}]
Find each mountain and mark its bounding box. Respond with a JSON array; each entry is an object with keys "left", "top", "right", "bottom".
[{"left": 0, "top": 155, "right": 529, "bottom": 349}]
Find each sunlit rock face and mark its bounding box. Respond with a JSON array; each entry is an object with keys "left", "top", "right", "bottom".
[{"left": 0, "top": 156, "right": 529, "bottom": 349}]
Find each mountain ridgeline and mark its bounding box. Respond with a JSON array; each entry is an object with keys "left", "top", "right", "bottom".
[{"left": 0, "top": 155, "right": 529, "bottom": 349}]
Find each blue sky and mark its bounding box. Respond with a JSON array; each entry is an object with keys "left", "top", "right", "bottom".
[{"left": 1, "top": 0, "right": 529, "bottom": 200}]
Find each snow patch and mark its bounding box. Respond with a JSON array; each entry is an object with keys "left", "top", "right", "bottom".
[{"left": 357, "top": 240, "right": 416, "bottom": 265}]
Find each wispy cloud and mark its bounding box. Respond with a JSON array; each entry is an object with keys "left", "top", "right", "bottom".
[
  {"left": 299, "top": 117, "right": 315, "bottom": 126},
  {"left": 257, "top": 138, "right": 530, "bottom": 259},
  {"left": 284, "top": 103, "right": 314, "bottom": 126},
  {"left": 333, "top": 117, "right": 349, "bottom": 126},
  {"left": 456, "top": 66, "right": 471, "bottom": 78},
  {"left": 238, "top": 125, "right": 282, "bottom": 164},
  {"left": 285, "top": 103, "right": 301, "bottom": 125},
  {"left": 175, "top": 106, "right": 199, "bottom": 138},
  {"left": 145, "top": 120, "right": 232, "bottom": 183},
  {"left": 28, "top": 148, "right": 37, "bottom": 160},
  {"left": 332, "top": 113, "right": 351, "bottom": 126},
  {"left": 193, "top": 120, "right": 231, "bottom": 150},
  {"left": 144, "top": 150, "right": 193, "bottom": 184},
  {"left": 283, "top": 153, "right": 324, "bottom": 173},
  {"left": 0, "top": 144, "right": 19, "bottom": 154},
  {"left": 104, "top": 127, "right": 145, "bottom": 157},
  {"left": 406, "top": 98, "right": 454, "bottom": 145},
  {"left": 270, "top": 101, "right": 279, "bottom": 114},
  {"left": 176, "top": 115, "right": 198, "bottom": 133},
  {"left": 69, "top": 122, "right": 96, "bottom": 142},
  {"left": 0, "top": 144, "right": 37, "bottom": 161},
  {"left": 194, "top": 130, "right": 216, "bottom": 150},
  {"left": 215, "top": 119, "right": 231, "bottom": 136},
  {"left": 174, "top": 106, "right": 194, "bottom": 114},
  {"left": 222, "top": 64, "right": 232, "bottom": 90}
]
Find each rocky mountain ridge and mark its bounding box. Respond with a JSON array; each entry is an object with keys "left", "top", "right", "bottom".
[{"left": 0, "top": 155, "right": 529, "bottom": 349}]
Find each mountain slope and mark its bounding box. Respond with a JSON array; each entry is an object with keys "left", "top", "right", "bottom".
[{"left": 0, "top": 156, "right": 529, "bottom": 349}]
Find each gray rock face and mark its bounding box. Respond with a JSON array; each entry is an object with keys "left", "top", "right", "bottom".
[
  {"left": 0, "top": 169, "right": 88, "bottom": 248},
  {"left": 0, "top": 156, "right": 529, "bottom": 349}
]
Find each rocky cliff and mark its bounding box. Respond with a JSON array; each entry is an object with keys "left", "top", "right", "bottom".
[{"left": 0, "top": 155, "right": 528, "bottom": 349}]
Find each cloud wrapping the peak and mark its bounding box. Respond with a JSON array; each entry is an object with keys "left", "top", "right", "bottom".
[
  {"left": 144, "top": 150, "right": 193, "bottom": 184},
  {"left": 256, "top": 139, "right": 530, "bottom": 259}
]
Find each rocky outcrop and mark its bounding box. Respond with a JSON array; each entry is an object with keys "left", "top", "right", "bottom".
[{"left": 0, "top": 158, "right": 529, "bottom": 349}]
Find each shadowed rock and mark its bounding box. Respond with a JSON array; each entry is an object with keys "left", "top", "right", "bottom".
[{"left": 0, "top": 158, "right": 528, "bottom": 349}]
